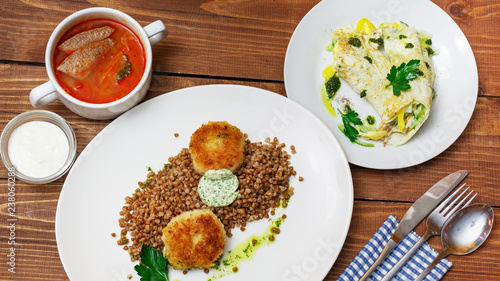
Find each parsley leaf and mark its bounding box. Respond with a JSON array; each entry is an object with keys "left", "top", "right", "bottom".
[
  {"left": 337, "top": 108, "right": 363, "bottom": 142},
  {"left": 135, "top": 244, "right": 169, "bottom": 281},
  {"left": 337, "top": 107, "right": 376, "bottom": 147},
  {"left": 385, "top": 59, "right": 420, "bottom": 96}
]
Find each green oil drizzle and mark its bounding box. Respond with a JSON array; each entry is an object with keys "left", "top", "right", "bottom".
[{"left": 207, "top": 213, "right": 287, "bottom": 281}]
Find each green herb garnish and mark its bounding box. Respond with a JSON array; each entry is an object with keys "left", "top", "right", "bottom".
[
  {"left": 337, "top": 108, "right": 362, "bottom": 142},
  {"left": 364, "top": 56, "right": 373, "bottom": 64},
  {"left": 360, "top": 89, "right": 367, "bottom": 98},
  {"left": 135, "top": 244, "right": 169, "bottom": 281},
  {"left": 385, "top": 59, "right": 421, "bottom": 96},
  {"left": 337, "top": 107, "right": 374, "bottom": 147},
  {"left": 325, "top": 74, "right": 341, "bottom": 99},
  {"left": 405, "top": 43, "right": 414, "bottom": 49},
  {"left": 369, "top": 37, "right": 384, "bottom": 46},
  {"left": 348, "top": 37, "right": 362, "bottom": 48},
  {"left": 366, "top": 115, "right": 376, "bottom": 125},
  {"left": 116, "top": 54, "right": 132, "bottom": 83}
]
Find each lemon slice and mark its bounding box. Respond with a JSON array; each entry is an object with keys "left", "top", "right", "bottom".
[{"left": 356, "top": 18, "right": 376, "bottom": 34}]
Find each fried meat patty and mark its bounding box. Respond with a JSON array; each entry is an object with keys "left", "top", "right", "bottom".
[
  {"left": 161, "top": 209, "right": 226, "bottom": 270},
  {"left": 189, "top": 121, "right": 246, "bottom": 174}
]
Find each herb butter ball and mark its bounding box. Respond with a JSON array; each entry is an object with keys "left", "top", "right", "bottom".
[
  {"left": 189, "top": 121, "right": 246, "bottom": 175},
  {"left": 161, "top": 209, "right": 226, "bottom": 270}
]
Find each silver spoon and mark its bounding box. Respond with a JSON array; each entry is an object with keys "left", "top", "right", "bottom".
[{"left": 414, "top": 203, "right": 494, "bottom": 281}]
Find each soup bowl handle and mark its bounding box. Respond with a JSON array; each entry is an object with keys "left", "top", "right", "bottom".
[
  {"left": 143, "top": 20, "right": 167, "bottom": 46},
  {"left": 30, "top": 81, "right": 59, "bottom": 108}
]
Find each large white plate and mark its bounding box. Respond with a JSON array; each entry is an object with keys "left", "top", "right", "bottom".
[
  {"left": 56, "top": 85, "right": 353, "bottom": 281},
  {"left": 284, "top": 0, "right": 478, "bottom": 169}
]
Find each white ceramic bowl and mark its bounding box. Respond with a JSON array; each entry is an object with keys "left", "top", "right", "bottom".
[{"left": 29, "top": 7, "right": 167, "bottom": 120}]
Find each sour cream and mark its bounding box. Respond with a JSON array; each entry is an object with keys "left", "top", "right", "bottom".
[{"left": 8, "top": 121, "right": 69, "bottom": 178}]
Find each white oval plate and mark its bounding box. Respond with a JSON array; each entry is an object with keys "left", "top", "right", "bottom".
[
  {"left": 284, "top": 0, "right": 478, "bottom": 169},
  {"left": 56, "top": 85, "right": 353, "bottom": 281}
]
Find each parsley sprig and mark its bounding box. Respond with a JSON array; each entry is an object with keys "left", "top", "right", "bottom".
[
  {"left": 135, "top": 244, "right": 169, "bottom": 281},
  {"left": 337, "top": 107, "right": 374, "bottom": 147},
  {"left": 385, "top": 59, "right": 420, "bottom": 96},
  {"left": 338, "top": 108, "right": 362, "bottom": 142}
]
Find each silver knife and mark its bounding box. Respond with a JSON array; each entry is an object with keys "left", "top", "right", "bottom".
[{"left": 358, "top": 170, "right": 468, "bottom": 281}]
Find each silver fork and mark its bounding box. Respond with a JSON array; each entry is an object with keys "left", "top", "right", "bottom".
[{"left": 380, "top": 184, "right": 476, "bottom": 281}]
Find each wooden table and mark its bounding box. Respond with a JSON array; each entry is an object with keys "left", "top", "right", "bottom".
[{"left": 0, "top": 0, "right": 498, "bottom": 280}]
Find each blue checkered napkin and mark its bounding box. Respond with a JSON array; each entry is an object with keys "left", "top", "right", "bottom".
[{"left": 337, "top": 215, "right": 452, "bottom": 281}]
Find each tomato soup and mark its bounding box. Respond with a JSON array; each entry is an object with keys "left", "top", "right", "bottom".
[{"left": 53, "top": 19, "right": 146, "bottom": 104}]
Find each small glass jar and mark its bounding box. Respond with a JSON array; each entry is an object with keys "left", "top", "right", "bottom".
[{"left": 0, "top": 110, "right": 77, "bottom": 184}]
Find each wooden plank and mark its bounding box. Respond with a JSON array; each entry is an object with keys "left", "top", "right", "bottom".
[
  {"left": 0, "top": 182, "right": 65, "bottom": 279},
  {"left": 0, "top": 0, "right": 498, "bottom": 91},
  {"left": 0, "top": 64, "right": 499, "bottom": 206},
  {"left": 351, "top": 95, "right": 500, "bottom": 206},
  {"left": 438, "top": 0, "right": 500, "bottom": 97},
  {"left": 0, "top": 65, "right": 500, "bottom": 203},
  {"left": 0, "top": 0, "right": 499, "bottom": 280},
  {"left": 0, "top": 188, "right": 498, "bottom": 280},
  {"left": 0, "top": 0, "right": 312, "bottom": 82},
  {"left": 328, "top": 201, "right": 500, "bottom": 280}
]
